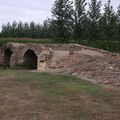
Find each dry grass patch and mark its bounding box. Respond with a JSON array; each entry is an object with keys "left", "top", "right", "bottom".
[{"left": 0, "top": 69, "right": 120, "bottom": 120}]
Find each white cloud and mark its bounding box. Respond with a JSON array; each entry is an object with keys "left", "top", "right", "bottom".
[{"left": 0, "top": 0, "right": 119, "bottom": 30}]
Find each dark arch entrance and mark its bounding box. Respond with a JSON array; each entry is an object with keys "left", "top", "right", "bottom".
[
  {"left": 4, "top": 48, "right": 13, "bottom": 67},
  {"left": 23, "top": 49, "right": 37, "bottom": 69}
]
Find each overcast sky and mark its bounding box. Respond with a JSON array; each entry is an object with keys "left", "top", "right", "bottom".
[{"left": 0, "top": 0, "right": 120, "bottom": 29}]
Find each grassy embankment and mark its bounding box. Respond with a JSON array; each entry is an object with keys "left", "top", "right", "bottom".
[
  {"left": 0, "top": 38, "right": 53, "bottom": 47},
  {"left": 0, "top": 38, "right": 120, "bottom": 53}
]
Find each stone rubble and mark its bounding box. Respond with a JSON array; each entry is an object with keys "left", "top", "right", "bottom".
[{"left": 53, "top": 53, "right": 120, "bottom": 87}]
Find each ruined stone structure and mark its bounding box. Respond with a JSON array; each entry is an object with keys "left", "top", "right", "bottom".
[
  {"left": 0, "top": 42, "right": 120, "bottom": 87},
  {"left": 0, "top": 43, "right": 51, "bottom": 71}
]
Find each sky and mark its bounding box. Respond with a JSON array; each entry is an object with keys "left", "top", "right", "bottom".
[{"left": 0, "top": 0, "right": 120, "bottom": 30}]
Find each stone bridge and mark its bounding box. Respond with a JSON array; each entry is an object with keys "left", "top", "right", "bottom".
[{"left": 0, "top": 42, "right": 120, "bottom": 87}]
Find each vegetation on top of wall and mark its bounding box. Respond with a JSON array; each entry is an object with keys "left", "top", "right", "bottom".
[
  {"left": 0, "top": 38, "right": 53, "bottom": 47},
  {"left": 78, "top": 40, "right": 120, "bottom": 54},
  {"left": 0, "top": 38, "right": 120, "bottom": 54}
]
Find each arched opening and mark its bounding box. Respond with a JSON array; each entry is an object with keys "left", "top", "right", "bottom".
[
  {"left": 23, "top": 49, "right": 37, "bottom": 69},
  {"left": 4, "top": 48, "right": 13, "bottom": 67}
]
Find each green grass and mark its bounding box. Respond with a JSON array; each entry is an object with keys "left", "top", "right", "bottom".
[
  {"left": 0, "top": 38, "right": 53, "bottom": 47},
  {"left": 0, "top": 38, "right": 120, "bottom": 53},
  {"left": 79, "top": 40, "right": 120, "bottom": 53},
  {"left": 0, "top": 69, "right": 119, "bottom": 120},
  {"left": 0, "top": 69, "right": 110, "bottom": 98}
]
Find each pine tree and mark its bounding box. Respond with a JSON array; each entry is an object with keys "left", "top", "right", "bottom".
[
  {"left": 88, "top": 0, "right": 102, "bottom": 40},
  {"left": 73, "top": 0, "right": 87, "bottom": 42},
  {"left": 51, "top": 0, "right": 73, "bottom": 43}
]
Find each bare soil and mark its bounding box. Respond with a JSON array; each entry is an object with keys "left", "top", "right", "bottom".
[{"left": 54, "top": 50, "right": 120, "bottom": 87}]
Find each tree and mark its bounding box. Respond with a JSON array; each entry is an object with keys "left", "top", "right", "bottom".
[
  {"left": 16, "top": 21, "right": 24, "bottom": 37},
  {"left": 23, "top": 22, "right": 30, "bottom": 38},
  {"left": 1, "top": 24, "right": 7, "bottom": 37},
  {"left": 116, "top": 5, "right": 120, "bottom": 40},
  {"left": 73, "top": 0, "right": 87, "bottom": 42},
  {"left": 29, "top": 21, "right": 36, "bottom": 38},
  {"left": 88, "top": 0, "right": 102, "bottom": 40},
  {"left": 101, "top": 0, "right": 117, "bottom": 41},
  {"left": 42, "top": 20, "right": 51, "bottom": 38},
  {"left": 35, "top": 23, "right": 42, "bottom": 38},
  {"left": 11, "top": 21, "right": 17, "bottom": 37},
  {"left": 51, "top": 0, "right": 73, "bottom": 43}
]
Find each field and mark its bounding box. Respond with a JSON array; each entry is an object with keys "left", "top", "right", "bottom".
[
  {"left": 0, "top": 69, "right": 120, "bottom": 120},
  {"left": 0, "top": 38, "right": 120, "bottom": 53}
]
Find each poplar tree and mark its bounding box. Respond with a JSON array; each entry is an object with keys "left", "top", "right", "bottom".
[
  {"left": 16, "top": 21, "right": 23, "bottom": 37},
  {"left": 11, "top": 21, "right": 17, "bottom": 37},
  {"left": 102, "top": 0, "right": 117, "bottom": 40},
  {"left": 74, "top": 0, "right": 87, "bottom": 42},
  {"left": 51, "top": 0, "right": 73, "bottom": 43},
  {"left": 117, "top": 5, "right": 120, "bottom": 40},
  {"left": 88, "top": 0, "right": 102, "bottom": 40}
]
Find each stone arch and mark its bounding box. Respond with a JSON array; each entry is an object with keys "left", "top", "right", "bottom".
[
  {"left": 20, "top": 45, "right": 42, "bottom": 59},
  {"left": 23, "top": 49, "right": 38, "bottom": 69},
  {"left": 4, "top": 48, "right": 13, "bottom": 67}
]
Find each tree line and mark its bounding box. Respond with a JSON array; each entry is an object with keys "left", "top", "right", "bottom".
[
  {"left": 0, "top": 0, "right": 120, "bottom": 43},
  {"left": 0, "top": 20, "right": 51, "bottom": 38}
]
